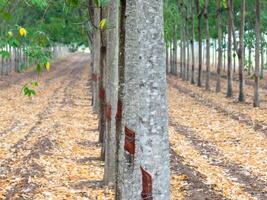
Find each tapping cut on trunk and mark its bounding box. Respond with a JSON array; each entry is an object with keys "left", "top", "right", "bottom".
[
  {"left": 99, "top": 88, "right": 105, "bottom": 100},
  {"left": 115, "top": 100, "right": 123, "bottom": 121},
  {"left": 92, "top": 73, "right": 97, "bottom": 82},
  {"left": 105, "top": 103, "right": 112, "bottom": 121},
  {"left": 124, "top": 127, "right": 135, "bottom": 155},
  {"left": 141, "top": 167, "right": 153, "bottom": 200}
]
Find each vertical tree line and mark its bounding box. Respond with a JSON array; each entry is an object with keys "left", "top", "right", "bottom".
[
  {"left": 89, "top": 0, "right": 170, "bottom": 199},
  {"left": 165, "top": 0, "right": 265, "bottom": 108}
]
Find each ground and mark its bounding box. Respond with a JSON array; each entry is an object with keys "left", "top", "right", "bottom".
[{"left": 0, "top": 54, "right": 266, "bottom": 200}]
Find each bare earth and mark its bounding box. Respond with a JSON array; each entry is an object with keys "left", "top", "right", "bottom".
[{"left": 0, "top": 54, "right": 266, "bottom": 200}]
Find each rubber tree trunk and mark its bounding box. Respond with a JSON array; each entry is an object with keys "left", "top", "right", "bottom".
[
  {"left": 260, "top": 33, "right": 264, "bottom": 79},
  {"left": 238, "top": 0, "right": 245, "bottom": 102},
  {"left": 182, "top": 27, "right": 186, "bottom": 81},
  {"left": 137, "top": 0, "right": 170, "bottom": 199},
  {"left": 254, "top": 0, "right": 260, "bottom": 107},
  {"left": 166, "top": 43, "right": 169, "bottom": 74},
  {"left": 118, "top": 0, "right": 170, "bottom": 199},
  {"left": 216, "top": 1, "right": 223, "bottom": 93},
  {"left": 99, "top": 8, "right": 108, "bottom": 160},
  {"left": 248, "top": 48, "right": 252, "bottom": 76},
  {"left": 226, "top": 0, "right": 233, "bottom": 97},
  {"left": 92, "top": 8, "right": 101, "bottom": 113},
  {"left": 173, "top": 26, "right": 177, "bottom": 75},
  {"left": 190, "top": 0, "right": 195, "bottom": 84},
  {"left": 115, "top": 0, "right": 126, "bottom": 198},
  {"left": 196, "top": 0, "right": 203, "bottom": 87},
  {"left": 204, "top": 0, "right": 210, "bottom": 91},
  {"left": 180, "top": 30, "right": 183, "bottom": 78},
  {"left": 104, "top": 0, "right": 119, "bottom": 186}
]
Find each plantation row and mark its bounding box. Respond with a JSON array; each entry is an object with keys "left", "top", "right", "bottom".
[{"left": 165, "top": 0, "right": 267, "bottom": 107}]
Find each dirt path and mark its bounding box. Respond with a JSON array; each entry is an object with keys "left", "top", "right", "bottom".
[
  {"left": 0, "top": 54, "right": 113, "bottom": 199},
  {"left": 0, "top": 54, "right": 266, "bottom": 200},
  {"left": 169, "top": 77, "right": 267, "bottom": 200}
]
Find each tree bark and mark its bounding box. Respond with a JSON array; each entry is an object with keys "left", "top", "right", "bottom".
[
  {"left": 118, "top": 0, "right": 170, "bottom": 199},
  {"left": 204, "top": 0, "right": 210, "bottom": 91},
  {"left": 238, "top": 0, "right": 245, "bottom": 102},
  {"left": 104, "top": 0, "right": 119, "bottom": 186},
  {"left": 99, "top": 7, "right": 108, "bottom": 161},
  {"left": 254, "top": 0, "right": 260, "bottom": 107},
  {"left": 92, "top": 8, "right": 100, "bottom": 112},
  {"left": 190, "top": 0, "right": 195, "bottom": 84},
  {"left": 216, "top": 1, "right": 222, "bottom": 93},
  {"left": 196, "top": 0, "right": 203, "bottom": 87},
  {"left": 226, "top": 0, "right": 233, "bottom": 97},
  {"left": 115, "top": 0, "right": 126, "bottom": 198}
]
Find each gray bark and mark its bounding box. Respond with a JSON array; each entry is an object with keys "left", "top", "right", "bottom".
[
  {"left": 227, "top": 0, "right": 233, "bottom": 97},
  {"left": 196, "top": 0, "right": 203, "bottom": 87},
  {"left": 115, "top": 0, "right": 126, "bottom": 198},
  {"left": 216, "top": 1, "right": 222, "bottom": 93},
  {"left": 118, "top": 0, "right": 170, "bottom": 199},
  {"left": 238, "top": 0, "right": 245, "bottom": 102},
  {"left": 190, "top": 0, "right": 195, "bottom": 84},
  {"left": 92, "top": 8, "right": 101, "bottom": 112},
  {"left": 104, "top": 0, "right": 119, "bottom": 186},
  {"left": 254, "top": 0, "right": 260, "bottom": 107},
  {"left": 118, "top": 0, "right": 139, "bottom": 199},
  {"left": 137, "top": 0, "right": 170, "bottom": 199},
  {"left": 204, "top": 0, "right": 210, "bottom": 91}
]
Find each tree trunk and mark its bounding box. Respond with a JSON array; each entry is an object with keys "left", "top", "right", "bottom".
[
  {"left": 226, "top": 0, "right": 233, "bottom": 97},
  {"left": 190, "top": 0, "right": 195, "bottom": 84},
  {"left": 166, "top": 43, "right": 169, "bottom": 74},
  {"left": 104, "top": 0, "right": 119, "bottom": 186},
  {"left": 137, "top": 0, "right": 170, "bottom": 198},
  {"left": 115, "top": 0, "right": 126, "bottom": 198},
  {"left": 216, "top": 1, "right": 222, "bottom": 93},
  {"left": 182, "top": 27, "right": 186, "bottom": 81},
  {"left": 99, "top": 7, "right": 108, "bottom": 160},
  {"left": 92, "top": 8, "right": 101, "bottom": 113},
  {"left": 254, "top": 0, "right": 260, "bottom": 107},
  {"left": 196, "top": 0, "right": 203, "bottom": 87},
  {"left": 248, "top": 48, "right": 252, "bottom": 76},
  {"left": 118, "top": 0, "right": 170, "bottom": 199},
  {"left": 186, "top": 38, "right": 190, "bottom": 81},
  {"left": 180, "top": 29, "right": 183, "bottom": 78},
  {"left": 238, "top": 0, "right": 245, "bottom": 102},
  {"left": 260, "top": 33, "right": 264, "bottom": 79},
  {"left": 204, "top": 0, "right": 210, "bottom": 90},
  {"left": 173, "top": 26, "right": 177, "bottom": 75}
]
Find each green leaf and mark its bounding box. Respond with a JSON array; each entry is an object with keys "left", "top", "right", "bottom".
[
  {"left": 0, "top": 50, "right": 10, "bottom": 58},
  {"left": 31, "top": 81, "right": 39, "bottom": 87}
]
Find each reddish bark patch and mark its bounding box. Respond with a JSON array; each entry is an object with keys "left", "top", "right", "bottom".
[
  {"left": 124, "top": 127, "right": 135, "bottom": 155},
  {"left": 116, "top": 100, "right": 123, "bottom": 121},
  {"left": 105, "top": 103, "right": 112, "bottom": 121},
  {"left": 92, "top": 73, "right": 97, "bottom": 82},
  {"left": 99, "top": 88, "right": 105, "bottom": 100},
  {"left": 140, "top": 167, "right": 153, "bottom": 200}
]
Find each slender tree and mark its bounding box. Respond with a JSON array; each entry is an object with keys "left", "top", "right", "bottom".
[
  {"left": 226, "top": 0, "right": 233, "bottom": 97},
  {"left": 238, "top": 0, "right": 245, "bottom": 102},
  {"left": 254, "top": 0, "right": 260, "bottom": 107},
  {"left": 204, "top": 0, "right": 210, "bottom": 90},
  {"left": 103, "top": 0, "right": 119, "bottom": 186},
  {"left": 196, "top": 0, "right": 203, "bottom": 87},
  {"left": 190, "top": 0, "right": 195, "bottom": 84},
  {"left": 216, "top": 0, "right": 223, "bottom": 93}
]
